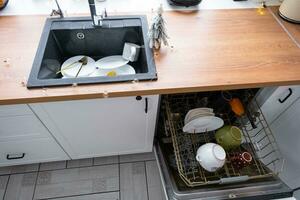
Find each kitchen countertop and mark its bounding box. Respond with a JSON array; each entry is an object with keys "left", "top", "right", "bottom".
[{"left": 0, "top": 6, "right": 300, "bottom": 105}]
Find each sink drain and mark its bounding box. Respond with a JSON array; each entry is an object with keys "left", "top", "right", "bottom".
[{"left": 76, "top": 32, "right": 85, "bottom": 40}]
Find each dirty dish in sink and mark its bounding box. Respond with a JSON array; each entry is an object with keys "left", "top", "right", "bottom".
[
  {"left": 183, "top": 116, "right": 224, "bottom": 133},
  {"left": 60, "top": 56, "right": 96, "bottom": 78},
  {"left": 90, "top": 64, "right": 136, "bottom": 77},
  {"left": 95, "top": 55, "right": 129, "bottom": 70}
]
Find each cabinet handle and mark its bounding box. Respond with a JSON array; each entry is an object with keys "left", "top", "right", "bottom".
[
  {"left": 145, "top": 98, "right": 148, "bottom": 113},
  {"left": 278, "top": 88, "right": 293, "bottom": 104},
  {"left": 6, "top": 153, "right": 25, "bottom": 160},
  {"left": 136, "top": 96, "right": 142, "bottom": 101}
]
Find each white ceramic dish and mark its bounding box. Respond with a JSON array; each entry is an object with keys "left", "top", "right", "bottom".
[
  {"left": 90, "top": 64, "right": 136, "bottom": 77},
  {"left": 185, "top": 111, "right": 215, "bottom": 125},
  {"left": 195, "top": 143, "right": 226, "bottom": 172},
  {"left": 184, "top": 108, "right": 214, "bottom": 124},
  {"left": 95, "top": 55, "right": 129, "bottom": 70},
  {"left": 61, "top": 56, "right": 96, "bottom": 78},
  {"left": 182, "top": 116, "right": 224, "bottom": 133}
]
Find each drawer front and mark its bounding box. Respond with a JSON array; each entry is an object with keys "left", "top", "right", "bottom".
[
  {"left": 260, "top": 86, "right": 300, "bottom": 124},
  {"left": 0, "top": 115, "right": 51, "bottom": 141},
  {"left": 0, "top": 104, "right": 32, "bottom": 117},
  {"left": 0, "top": 138, "right": 69, "bottom": 166}
]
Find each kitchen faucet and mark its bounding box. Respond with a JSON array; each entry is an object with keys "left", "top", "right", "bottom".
[
  {"left": 50, "top": 0, "right": 64, "bottom": 18},
  {"left": 88, "top": 0, "right": 108, "bottom": 27}
]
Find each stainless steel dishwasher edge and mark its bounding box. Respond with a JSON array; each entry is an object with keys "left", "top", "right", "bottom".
[{"left": 153, "top": 88, "right": 293, "bottom": 200}]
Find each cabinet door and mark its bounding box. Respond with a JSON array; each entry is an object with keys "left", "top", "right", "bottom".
[
  {"left": 270, "top": 98, "right": 300, "bottom": 189},
  {"left": 30, "top": 95, "right": 159, "bottom": 159},
  {"left": 259, "top": 86, "right": 300, "bottom": 124},
  {"left": 0, "top": 137, "right": 69, "bottom": 167}
]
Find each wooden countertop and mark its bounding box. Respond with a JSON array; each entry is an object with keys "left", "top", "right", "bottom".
[{"left": 1, "top": 8, "right": 300, "bottom": 105}]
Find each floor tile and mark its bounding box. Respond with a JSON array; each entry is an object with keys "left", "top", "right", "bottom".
[
  {"left": 49, "top": 192, "right": 119, "bottom": 200},
  {"left": 0, "top": 164, "right": 39, "bottom": 175},
  {"left": 120, "top": 162, "right": 148, "bottom": 200},
  {"left": 67, "top": 158, "right": 93, "bottom": 168},
  {"left": 119, "top": 152, "right": 155, "bottom": 163},
  {"left": 34, "top": 164, "right": 119, "bottom": 199},
  {"left": 39, "top": 161, "right": 66, "bottom": 171},
  {"left": 94, "top": 156, "right": 119, "bottom": 166},
  {"left": 4, "top": 172, "right": 37, "bottom": 200},
  {"left": 146, "top": 161, "right": 165, "bottom": 200},
  {"left": 0, "top": 176, "right": 9, "bottom": 199}
]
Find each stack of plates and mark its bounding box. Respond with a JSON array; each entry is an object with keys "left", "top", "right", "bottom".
[
  {"left": 183, "top": 108, "right": 224, "bottom": 133},
  {"left": 90, "top": 55, "right": 136, "bottom": 77},
  {"left": 60, "top": 55, "right": 136, "bottom": 78}
]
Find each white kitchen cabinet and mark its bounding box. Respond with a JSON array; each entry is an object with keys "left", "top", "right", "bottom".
[
  {"left": 30, "top": 95, "right": 159, "bottom": 159},
  {"left": 258, "top": 86, "right": 300, "bottom": 124},
  {"left": 0, "top": 104, "right": 69, "bottom": 166},
  {"left": 270, "top": 98, "right": 300, "bottom": 190},
  {"left": 0, "top": 137, "right": 69, "bottom": 167}
]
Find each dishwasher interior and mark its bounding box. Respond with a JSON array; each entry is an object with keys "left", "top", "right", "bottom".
[{"left": 155, "top": 89, "right": 292, "bottom": 200}]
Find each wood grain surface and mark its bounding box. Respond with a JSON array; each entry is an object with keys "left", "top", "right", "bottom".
[
  {"left": 269, "top": 6, "right": 300, "bottom": 46},
  {"left": 0, "top": 8, "right": 300, "bottom": 105}
]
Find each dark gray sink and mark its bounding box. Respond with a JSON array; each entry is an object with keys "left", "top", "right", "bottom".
[{"left": 27, "top": 16, "right": 157, "bottom": 88}]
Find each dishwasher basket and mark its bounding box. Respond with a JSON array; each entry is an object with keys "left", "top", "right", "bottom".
[{"left": 163, "top": 91, "right": 284, "bottom": 187}]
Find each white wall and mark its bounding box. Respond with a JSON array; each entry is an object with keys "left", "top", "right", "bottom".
[{"left": 0, "top": 0, "right": 281, "bottom": 16}]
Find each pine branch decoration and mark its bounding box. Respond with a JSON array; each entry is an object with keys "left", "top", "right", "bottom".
[{"left": 148, "top": 5, "right": 169, "bottom": 50}]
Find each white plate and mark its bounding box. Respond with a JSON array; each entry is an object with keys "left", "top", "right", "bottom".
[
  {"left": 89, "top": 64, "right": 136, "bottom": 77},
  {"left": 95, "top": 55, "right": 129, "bottom": 70},
  {"left": 185, "top": 112, "right": 215, "bottom": 125},
  {"left": 61, "top": 56, "right": 96, "bottom": 78},
  {"left": 183, "top": 116, "right": 224, "bottom": 133},
  {"left": 184, "top": 108, "right": 214, "bottom": 124}
]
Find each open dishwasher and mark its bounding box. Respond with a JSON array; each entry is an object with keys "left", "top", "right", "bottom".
[{"left": 154, "top": 89, "right": 293, "bottom": 200}]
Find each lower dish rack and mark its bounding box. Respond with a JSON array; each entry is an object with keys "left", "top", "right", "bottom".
[{"left": 163, "top": 90, "right": 284, "bottom": 187}]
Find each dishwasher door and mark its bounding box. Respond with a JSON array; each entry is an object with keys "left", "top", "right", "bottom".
[{"left": 154, "top": 142, "right": 292, "bottom": 200}]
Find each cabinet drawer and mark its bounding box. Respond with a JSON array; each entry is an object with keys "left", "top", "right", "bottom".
[
  {"left": 0, "top": 138, "right": 69, "bottom": 166},
  {"left": 0, "top": 104, "right": 32, "bottom": 117},
  {"left": 260, "top": 86, "right": 300, "bottom": 124},
  {"left": 0, "top": 115, "right": 51, "bottom": 141}
]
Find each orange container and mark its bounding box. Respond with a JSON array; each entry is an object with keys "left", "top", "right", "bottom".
[{"left": 229, "top": 98, "right": 245, "bottom": 116}]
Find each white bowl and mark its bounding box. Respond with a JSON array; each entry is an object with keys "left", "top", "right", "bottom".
[{"left": 195, "top": 143, "right": 226, "bottom": 172}]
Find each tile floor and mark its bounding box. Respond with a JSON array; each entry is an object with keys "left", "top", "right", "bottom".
[{"left": 0, "top": 152, "right": 165, "bottom": 200}]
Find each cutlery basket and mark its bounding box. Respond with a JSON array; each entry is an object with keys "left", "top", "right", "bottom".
[{"left": 162, "top": 90, "right": 284, "bottom": 187}]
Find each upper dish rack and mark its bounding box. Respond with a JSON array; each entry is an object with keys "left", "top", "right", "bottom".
[{"left": 162, "top": 90, "right": 284, "bottom": 187}]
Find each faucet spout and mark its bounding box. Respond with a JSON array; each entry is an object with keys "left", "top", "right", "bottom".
[{"left": 88, "top": 0, "right": 107, "bottom": 27}]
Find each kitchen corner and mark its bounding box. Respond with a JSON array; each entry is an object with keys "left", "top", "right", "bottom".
[{"left": 0, "top": 0, "right": 300, "bottom": 200}]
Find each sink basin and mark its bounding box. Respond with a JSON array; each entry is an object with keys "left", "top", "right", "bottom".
[{"left": 27, "top": 16, "right": 157, "bottom": 88}]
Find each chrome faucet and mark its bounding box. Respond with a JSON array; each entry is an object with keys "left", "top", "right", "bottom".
[
  {"left": 88, "top": 0, "right": 108, "bottom": 27},
  {"left": 50, "top": 0, "right": 64, "bottom": 18}
]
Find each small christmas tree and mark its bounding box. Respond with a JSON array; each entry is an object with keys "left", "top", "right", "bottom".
[{"left": 148, "top": 5, "right": 169, "bottom": 50}]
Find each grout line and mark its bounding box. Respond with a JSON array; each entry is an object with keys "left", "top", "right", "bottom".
[
  {"left": 118, "top": 160, "right": 121, "bottom": 200},
  {"left": 2, "top": 174, "right": 10, "bottom": 200},
  {"left": 65, "top": 160, "right": 68, "bottom": 169},
  {"left": 119, "top": 158, "right": 156, "bottom": 164},
  {"left": 37, "top": 163, "right": 119, "bottom": 174},
  {"left": 144, "top": 161, "right": 150, "bottom": 200},
  {"left": 0, "top": 159, "right": 156, "bottom": 176},
  {"left": 35, "top": 190, "right": 121, "bottom": 200},
  {"left": 32, "top": 169, "right": 40, "bottom": 200}
]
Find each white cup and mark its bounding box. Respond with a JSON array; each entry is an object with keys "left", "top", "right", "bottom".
[
  {"left": 122, "top": 42, "right": 141, "bottom": 62},
  {"left": 195, "top": 143, "right": 226, "bottom": 172}
]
